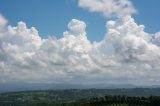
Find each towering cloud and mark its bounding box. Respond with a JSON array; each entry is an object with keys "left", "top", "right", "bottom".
[{"left": 0, "top": 0, "right": 160, "bottom": 85}]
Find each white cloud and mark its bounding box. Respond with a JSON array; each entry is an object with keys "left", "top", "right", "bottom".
[
  {"left": 152, "top": 32, "right": 160, "bottom": 46},
  {"left": 64, "top": 19, "right": 86, "bottom": 36},
  {"left": 0, "top": 0, "right": 160, "bottom": 86},
  {"left": 78, "top": 0, "right": 136, "bottom": 17},
  {"left": 105, "top": 16, "right": 159, "bottom": 62},
  {"left": 0, "top": 15, "right": 7, "bottom": 27}
]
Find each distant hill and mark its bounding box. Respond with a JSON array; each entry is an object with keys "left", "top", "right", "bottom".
[
  {"left": 0, "top": 83, "right": 134, "bottom": 93},
  {"left": 1, "top": 89, "right": 160, "bottom": 106},
  {"left": 0, "top": 82, "right": 160, "bottom": 93},
  {"left": 1, "top": 88, "right": 160, "bottom": 105}
]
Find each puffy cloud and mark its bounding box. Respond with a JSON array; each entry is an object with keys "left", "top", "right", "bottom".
[
  {"left": 105, "top": 16, "right": 160, "bottom": 62},
  {"left": 64, "top": 19, "right": 86, "bottom": 36},
  {"left": 152, "top": 32, "right": 160, "bottom": 46},
  {"left": 0, "top": 0, "right": 160, "bottom": 85},
  {"left": 78, "top": 0, "right": 136, "bottom": 17},
  {"left": 0, "top": 15, "right": 7, "bottom": 27}
]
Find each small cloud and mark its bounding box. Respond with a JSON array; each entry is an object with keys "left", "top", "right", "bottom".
[
  {"left": 78, "top": 0, "right": 136, "bottom": 17},
  {"left": 0, "top": 15, "right": 8, "bottom": 27}
]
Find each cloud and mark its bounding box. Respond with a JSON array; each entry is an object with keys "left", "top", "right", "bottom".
[
  {"left": 64, "top": 19, "right": 86, "bottom": 36},
  {"left": 105, "top": 16, "right": 159, "bottom": 62},
  {"left": 78, "top": 0, "right": 136, "bottom": 17},
  {"left": 0, "top": 0, "right": 160, "bottom": 85},
  {"left": 0, "top": 15, "right": 7, "bottom": 27}
]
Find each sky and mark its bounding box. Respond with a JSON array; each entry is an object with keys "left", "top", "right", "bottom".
[
  {"left": 0, "top": 0, "right": 160, "bottom": 41},
  {"left": 0, "top": 0, "right": 160, "bottom": 86}
]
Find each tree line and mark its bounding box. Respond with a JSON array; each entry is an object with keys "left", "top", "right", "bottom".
[
  {"left": 1, "top": 95, "right": 160, "bottom": 106},
  {"left": 60, "top": 95, "right": 160, "bottom": 106}
]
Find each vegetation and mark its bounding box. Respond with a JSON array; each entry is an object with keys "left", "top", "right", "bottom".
[
  {"left": 0, "top": 88, "right": 160, "bottom": 106},
  {"left": 70, "top": 95, "right": 160, "bottom": 106}
]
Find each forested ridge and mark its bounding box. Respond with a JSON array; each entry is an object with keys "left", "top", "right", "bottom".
[
  {"left": 1, "top": 88, "right": 160, "bottom": 106},
  {"left": 62, "top": 95, "right": 160, "bottom": 106}
]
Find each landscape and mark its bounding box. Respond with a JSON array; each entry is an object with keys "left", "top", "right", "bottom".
[
  {"left": 0, "top": 0, "right": 160, "bottom": 106},
  {"left": 1, "top": 88, "right": 160, "bottom": 106}
]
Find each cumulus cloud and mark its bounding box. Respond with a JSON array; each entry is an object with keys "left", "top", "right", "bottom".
[
  {"left": 0, "top": 15, "right": 7, "bottom": 27},
  {"left": 78, "top": 0, "right": 136, "bottom": 17},
  {"left": 0, "top": 0, "right": 160, "bottom": 85},
  {"left": 105, "top": 16, "right": 159, "bottom": 62}
]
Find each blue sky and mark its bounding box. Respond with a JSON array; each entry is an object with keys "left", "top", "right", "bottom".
[{"left": 0, "top": 0, "right": 159, "bottom": 42}]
